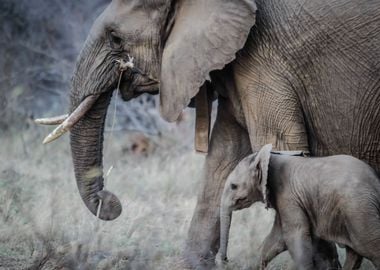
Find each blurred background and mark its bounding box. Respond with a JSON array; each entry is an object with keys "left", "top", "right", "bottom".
[{"left": 0, "top": 1, "right": 374, "bottom": 270}]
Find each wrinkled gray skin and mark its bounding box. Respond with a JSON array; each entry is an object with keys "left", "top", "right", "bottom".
[
  {"left": 219, "top": 144, "right": 380, "bottom": 270},
  {"left": 67, "top": 0, "right": 380, "bottom": 268}
]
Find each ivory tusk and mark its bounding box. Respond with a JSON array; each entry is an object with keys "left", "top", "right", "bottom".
[
  {"left": 42, "top": 124, "right": 69, "bottom": 144},
  {"left": 42, "top": 94, "right": 99, "bottom": 144},
  {"left": 34, "top": 114, "right": 69, "bottom": 125}
]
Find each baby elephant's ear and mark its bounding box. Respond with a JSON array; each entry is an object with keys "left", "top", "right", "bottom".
[{"left": 250, "top": 144, "right": 272, "bottom": 208}]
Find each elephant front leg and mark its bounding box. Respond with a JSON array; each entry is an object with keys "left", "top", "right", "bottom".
[
  {"left": 184, "top": 99, "right": 251, "bottom": 269},
  {"left": 255, "top": 214, "right": 286, "bottom": 270}
]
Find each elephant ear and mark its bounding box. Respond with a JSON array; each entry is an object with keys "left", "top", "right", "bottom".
[
  {"left": 250, "top": 144, "right": 272, "bottom": 208},
  {"left": 160, "top": 0, "right": 257, "bottom": 122}
]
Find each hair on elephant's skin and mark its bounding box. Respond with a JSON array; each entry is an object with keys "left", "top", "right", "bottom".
[{"left": 219, "top": 144, "right": 380, "bottom": 270}]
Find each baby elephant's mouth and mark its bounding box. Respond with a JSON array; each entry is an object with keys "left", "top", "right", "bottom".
[{"left": 234, "top": 197, "right": 252, "bottom": 210}]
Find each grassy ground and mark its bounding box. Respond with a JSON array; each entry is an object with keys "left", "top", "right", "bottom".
[{"left": 0, "top": 115, "right": 376, "bottom": 270}]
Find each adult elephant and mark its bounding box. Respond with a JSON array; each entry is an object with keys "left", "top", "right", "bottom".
[{"left": 38, "top": 0, "right": 380, "bottom": 268}]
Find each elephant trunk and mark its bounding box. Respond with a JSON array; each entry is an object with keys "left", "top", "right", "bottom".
[
  {"left": 219, "top": 205, "right": 232, "bottom": 261},
  {"left": 69, "top": 38, "right": 122, "bottom": 221},
  {"left": 70, "top": 91, "right": 122, "bottom": 220}
]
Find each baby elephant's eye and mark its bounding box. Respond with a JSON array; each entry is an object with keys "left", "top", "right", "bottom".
[{"left": 230, "top": 183, "right": 238, "bottom": 190}]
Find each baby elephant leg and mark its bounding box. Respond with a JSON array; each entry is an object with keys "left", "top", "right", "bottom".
[
  {"left": 255, "top": 214, "right": 286, "bottom": 269},
  {"left": 312, "top": 239, "right": 341, "bottom": 270},
  {"left": 282, "top": 210, "right": 315, "bottom": 270},
  {"left": 343, "top": 247, "right": 362, "bottom": 270}
]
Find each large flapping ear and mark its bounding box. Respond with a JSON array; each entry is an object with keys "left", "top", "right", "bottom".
[
  {"left": 250, "top": 144, "right": 272, "bottom": 208},
  {"left": 160, "top": 0, "right": 257, "bottom": 122}
]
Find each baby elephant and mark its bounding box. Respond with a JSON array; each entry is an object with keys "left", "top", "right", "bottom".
[{"left": 218, "top": 144, "right": 380, "bottom": 270}]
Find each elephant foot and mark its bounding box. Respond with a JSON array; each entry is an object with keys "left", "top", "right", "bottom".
[{"left": 183, "top": 202, "right": 220, "bottom": 269}]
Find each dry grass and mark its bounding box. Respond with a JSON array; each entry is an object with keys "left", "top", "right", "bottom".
[{"left": 0, "top": 112, "right": 377, "bottom": 270}]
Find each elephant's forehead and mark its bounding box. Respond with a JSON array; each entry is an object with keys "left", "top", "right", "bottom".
[
  {"left": 113, "top": 0, "right": 168, "bottom": 9},
  {"left": 230, "top": 161, "right": 250, "bottom": 182},
  {"left": 108, "top": 0, "right": 168, "bottom": 20}
]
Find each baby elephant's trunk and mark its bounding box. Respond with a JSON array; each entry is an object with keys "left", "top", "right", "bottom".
[{"left": 219, "top": 206, "right": 232, "bottom": 261}]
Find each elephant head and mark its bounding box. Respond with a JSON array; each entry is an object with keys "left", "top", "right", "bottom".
[
  {"left": 37, "top": 0, "right": 257, "bottom": 221},
  {"left": 219, "top": 144, "right": 272, "bottom": 261}
]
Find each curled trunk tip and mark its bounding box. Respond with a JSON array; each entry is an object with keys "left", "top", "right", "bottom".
[{"left": 96, "top": 190, "right": 122, "bottom": 220}]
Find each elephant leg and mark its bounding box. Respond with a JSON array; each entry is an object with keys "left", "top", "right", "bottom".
[
  {"left": 282, "top": 210, "right": 315, "bottom": 270},
  {"left": 312, "top": 239, "right": 341, "bottom": 270},
  {"left": 255, "top": 214, "right": 286, "bottom": 270},
  {"left": 343, "top": 247, "right": 362, "bottom": 270},
  {"left": 184, "top": 98, "right": 251, "bottom": 269}
]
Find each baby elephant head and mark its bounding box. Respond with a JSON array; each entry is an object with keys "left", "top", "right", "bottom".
[{"left": 218, "top": 144, "right": 272, "bottom": 262}]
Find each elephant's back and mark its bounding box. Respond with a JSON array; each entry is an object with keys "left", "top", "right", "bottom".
[
  {"left": 302, "top": 155, "right": 379, "bottom": 181},
  {"left": 287, "top": 155, "right": 380, "bottom": 193},
  {"left": 288, "top": 155, "right": 380, "bottom": 239}
]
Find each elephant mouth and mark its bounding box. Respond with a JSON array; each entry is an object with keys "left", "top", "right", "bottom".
[
  {"left": 134, "top": 79, "right": 159, "bottom": 94},
  {"left": 135, "top": 83, "right": 159, "bottom": 95},
  {"left": 119, "top": 73, "right": 159, "bottom": 101},
  {"left": 138, "top": 82, "right": 159, "bottom": 90},
  {"left": 131, "top": 71, "right": 159, "bottom": 92}
]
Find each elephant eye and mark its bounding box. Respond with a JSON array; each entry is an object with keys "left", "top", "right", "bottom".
[
  {"left": 230, "top": 183, "right": 238, "bottom": 190},
  {"left": 109, "top": 31, "right": 123, "bottom": 48}
]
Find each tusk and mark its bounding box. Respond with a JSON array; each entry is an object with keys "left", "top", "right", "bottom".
[
  {"left": 42, "top": 94, "right": 99, "bottom": 144},
  {"left": 34, "top": 114, "right": 69, "bottom": 125}
]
